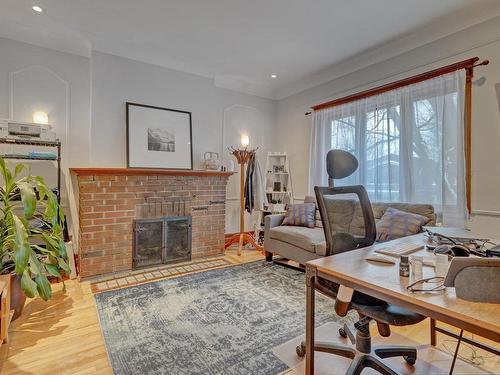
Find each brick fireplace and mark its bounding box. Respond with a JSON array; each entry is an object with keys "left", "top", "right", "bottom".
[{"left": 70, "top": 168, "right": 234, "bottom": 279}]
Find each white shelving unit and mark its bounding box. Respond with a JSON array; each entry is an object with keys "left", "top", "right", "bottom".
[
  {"left": 264, "top": 152, "right": 293, "bottom": 214},
  {"left": 252, "top": 152, "right": 294, "bottom": 245}
]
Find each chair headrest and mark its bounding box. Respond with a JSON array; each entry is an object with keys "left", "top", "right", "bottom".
[{"left": 326, "top": 149, "right": 358, "bottom": 179}]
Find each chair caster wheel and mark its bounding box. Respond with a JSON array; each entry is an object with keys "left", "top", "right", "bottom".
[
  {"left": 404, "top": 356, "right": 416, "bottom": 366},
  {"left": 339, "top": 327, "right": 347, "bottom": 338},
  {"left": 296, "top": 341, "right": 306, "bottom": 357}
]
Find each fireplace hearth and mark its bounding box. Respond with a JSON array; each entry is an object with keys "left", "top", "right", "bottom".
[{"left": 133, "top": 216, "right": 192, "bottom": 269}]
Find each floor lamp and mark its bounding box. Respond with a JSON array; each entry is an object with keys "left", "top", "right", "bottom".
[{"left": 224, "top": 135, "right": 264, "bottom": 256}]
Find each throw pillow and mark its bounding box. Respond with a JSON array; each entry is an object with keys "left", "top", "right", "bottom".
[
  {"left": 304, "top": 196, "right": 323, "bottom": 228},
  {"left": 376, "top": 207, "right": 430, "bottom": 242},
  {"left": 282, "top": 203, "right": 316, "bottom": 228}
]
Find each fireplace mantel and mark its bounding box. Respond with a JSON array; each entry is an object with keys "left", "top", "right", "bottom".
[{"left": 70, "top": 167, "right": 235, "bottom": 177}]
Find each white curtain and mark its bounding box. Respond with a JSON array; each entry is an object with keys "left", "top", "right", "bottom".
[{"left": 309, "top": 70, "right": 467, "bottom": 227}]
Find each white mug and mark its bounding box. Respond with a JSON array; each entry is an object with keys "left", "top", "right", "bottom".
[{"left": 410, "top": 256, "right": 423, "bottom": 280}]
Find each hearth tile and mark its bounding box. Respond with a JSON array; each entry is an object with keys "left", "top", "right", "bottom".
[
  {"left": 153, "top": 271, "right": 163, "bottom": 277},
  {"left": 96, "top": 282, "right": 107, "bottom": 291},
  {"left": 117, "top": 279, "right": 128, "bottom": 286},
  {"left": 126, "top": 276, "right": 137, "bottom": 283},
  {"left": 107, "top": 280, "right": 119, "bottom": 288},
  {"left": 144, "top": 273, "right": 155, "bottom": 279},
  {"left": 135, "top": 275, "right": 146, "bottom": 281}
]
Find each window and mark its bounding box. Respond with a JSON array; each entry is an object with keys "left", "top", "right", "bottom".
[{"left": 310, "top": 70, "right": 467, "bottom": 226}]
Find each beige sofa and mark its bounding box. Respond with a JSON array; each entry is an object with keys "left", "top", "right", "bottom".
[{"left": 264, "top": 196, "right": 435, "bottom": 264}]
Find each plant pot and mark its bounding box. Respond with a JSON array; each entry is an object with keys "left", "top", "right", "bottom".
[{"left": 10, "top": 273, "right": 26, "bottom": 321}]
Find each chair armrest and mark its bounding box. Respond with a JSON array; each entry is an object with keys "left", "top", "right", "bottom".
[
  {"left": 264, "top": 214, "right": 286, "bottom": 246},
  {"left": 265, "top": 214, "right": 286, "bottom": 230}
]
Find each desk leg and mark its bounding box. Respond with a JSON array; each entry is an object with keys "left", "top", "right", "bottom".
[
  {"left": 430, "top": 318, "right": 437, "bottom": 346},
  {"left": 305, "top": 265, "right": 316, "bottom": 375}
]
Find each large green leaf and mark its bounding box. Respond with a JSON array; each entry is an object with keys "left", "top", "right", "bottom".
[
  {"left": 41, "top": 233, "right": 59, "bottom": 253},
  {"left": 44, "top": 263, "right": 61, "bottom": 278},
  {"left": 21, "top": 270, "right": 38, "bottom": 298},
  {"left": 17, "top": 181, "right": 37, "bottom": 218},
  {"left": 34, "top": 176, "right": 47, "bottom": 200},
  {"left": 35, "top": 273, "right": 52, "bottom": 301},
  {"left": 57, "top": 258, "right": 71, "bottom": 274},
  {"left": 13, "top": 215, "right": 30, "bottom": 275},
  {"left": 14, "top": 163, "right": 24, "bottom": 178},
  {"left": 29, "top": 251, "right": 43, "bottom": 275},
  {"left": 0, "top": 158, "right": 13, "bottom": 191},
  {"left": 58, "top": 239, "right": 68, "bottom": 259},
  {"left": 32, "top": 244, "right": 58, "bottom": 258}
]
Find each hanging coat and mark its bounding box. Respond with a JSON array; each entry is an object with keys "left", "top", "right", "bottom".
[
  {"left": 244, "top": 154, "right": 268, "bottom": 213},
  {"left": 244, "top": 154, "right": 256, "bottom": 213},
  {"left": 252, "top": 156, "right": 268, "bottom": 211}
]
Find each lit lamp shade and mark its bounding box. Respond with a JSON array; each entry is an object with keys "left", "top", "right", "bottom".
[
  {"left": 32, "top": 111, "right": 49, "bottom": 125},
  {"left": 240, "top": 134, "right": 250, "bottom": 148}
]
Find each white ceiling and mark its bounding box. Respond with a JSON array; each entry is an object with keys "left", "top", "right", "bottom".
[{"left": 2, "top": 0, "right": 500, "bottom": 99}]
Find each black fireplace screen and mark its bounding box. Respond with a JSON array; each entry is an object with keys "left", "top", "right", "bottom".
[{"left": 133, "top": 216, "right": 192, "bottom": 268}]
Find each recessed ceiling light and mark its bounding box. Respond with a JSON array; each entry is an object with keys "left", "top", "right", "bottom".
[
  {"left": 271, "top": 74, "right": 277, "bottom": 78},
  {"left": 32, "top": 5, "right": 43, "bottom": 13}
]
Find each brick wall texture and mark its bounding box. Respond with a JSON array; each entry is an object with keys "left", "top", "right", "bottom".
[{"left": 76, "top": 174, "right": 229, "bottom": 278}]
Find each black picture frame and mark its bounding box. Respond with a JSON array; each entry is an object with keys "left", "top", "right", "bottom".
[{"left": 126, "top": 102, "right": 193, "bottom": 170}]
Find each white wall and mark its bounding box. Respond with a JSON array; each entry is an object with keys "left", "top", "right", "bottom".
[
  {"left": 0, "top": 37, "right": 91, "bottom": 235},
  {"left": 90, "top": 51, "right": 276, "bottom": 168},
  {"left": 275, "top": 17, "right": 500, "bottom": 238},
  {"left": 0, "top": 37, "right": 91, "bottom": 168},
  {"left": 0, "top": 40, "right": 277, "bottom": 235},
  {"left": 90, "top": 51, "right": 277, "bottom": 232}
]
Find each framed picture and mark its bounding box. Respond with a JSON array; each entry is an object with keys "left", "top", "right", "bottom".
[{"left": 126, "top": 102, "right": 193, "bottom": 169}]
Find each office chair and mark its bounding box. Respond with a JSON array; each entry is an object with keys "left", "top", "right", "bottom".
[
  {"left": 444, "top": 257, "right": 500, "bottom": 303},
  {"left": 296, "top": 149, "right": 426, "bottom": 375}
]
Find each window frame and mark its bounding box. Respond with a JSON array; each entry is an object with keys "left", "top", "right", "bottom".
[{"left": 312, "top": 57, "right": 490, "bottom": 212}]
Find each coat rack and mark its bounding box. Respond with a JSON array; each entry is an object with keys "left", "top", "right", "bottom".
[{"left": 224, "top": 141, "right": 264, "bottom": 256}]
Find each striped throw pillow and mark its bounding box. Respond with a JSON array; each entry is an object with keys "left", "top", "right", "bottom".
[
  {"left": 282, "top": 203, "right": 316, "bottom": 228},
  {"left": 376, "top": 207, "right": 430, "bottom": 242}
]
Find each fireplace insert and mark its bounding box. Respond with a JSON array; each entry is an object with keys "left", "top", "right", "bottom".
[{"left": 133, "top": 216, "right": 192, "bottom": 268}]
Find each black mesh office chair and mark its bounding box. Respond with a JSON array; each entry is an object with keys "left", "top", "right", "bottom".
[{"left": 296, "top": 149, "right": 426, "bottom": 375}]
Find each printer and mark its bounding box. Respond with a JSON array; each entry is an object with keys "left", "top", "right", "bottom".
[{"left": 0, "top": 119, "right": 56, "bottom": 142}]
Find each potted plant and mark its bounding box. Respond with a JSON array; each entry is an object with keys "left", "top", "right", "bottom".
[{"left": 0, "top": 158, "right": 70, "bottom": 320}]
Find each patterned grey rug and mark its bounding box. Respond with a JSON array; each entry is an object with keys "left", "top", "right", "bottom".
[{"left": 95, "top": 261, "right": 337, "bottom": 375}]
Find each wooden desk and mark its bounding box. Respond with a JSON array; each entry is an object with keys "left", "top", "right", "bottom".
[{"left": 304, "top": 234, "right": 500, "bottom": 375}]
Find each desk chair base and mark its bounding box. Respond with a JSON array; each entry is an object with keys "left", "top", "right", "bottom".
[{"left": 296, "top": 323, "right": 417, "bottom": 375}]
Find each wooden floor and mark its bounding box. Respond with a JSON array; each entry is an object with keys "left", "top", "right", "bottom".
[{"left": 0, "top": 249, "right": 497, "bottom": 375}]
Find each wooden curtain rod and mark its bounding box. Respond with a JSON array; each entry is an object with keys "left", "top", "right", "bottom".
[{"left": 308, "top": 57, "right": 489, "bottom": 113}]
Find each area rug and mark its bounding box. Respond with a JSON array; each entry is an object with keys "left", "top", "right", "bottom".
[{"left": 95, "top": 261, "right": 337, "bottom": 375}]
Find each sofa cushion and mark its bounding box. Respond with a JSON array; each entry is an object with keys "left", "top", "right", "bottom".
[
  {"left": 268, "top": 226, "right": 325, "bottom": 254},
  {"left": 282, "top": 203, "right": 316, "bottom": 228},
  {"left": 376, "top": 207, "right": 431, "bottom": 242}
]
